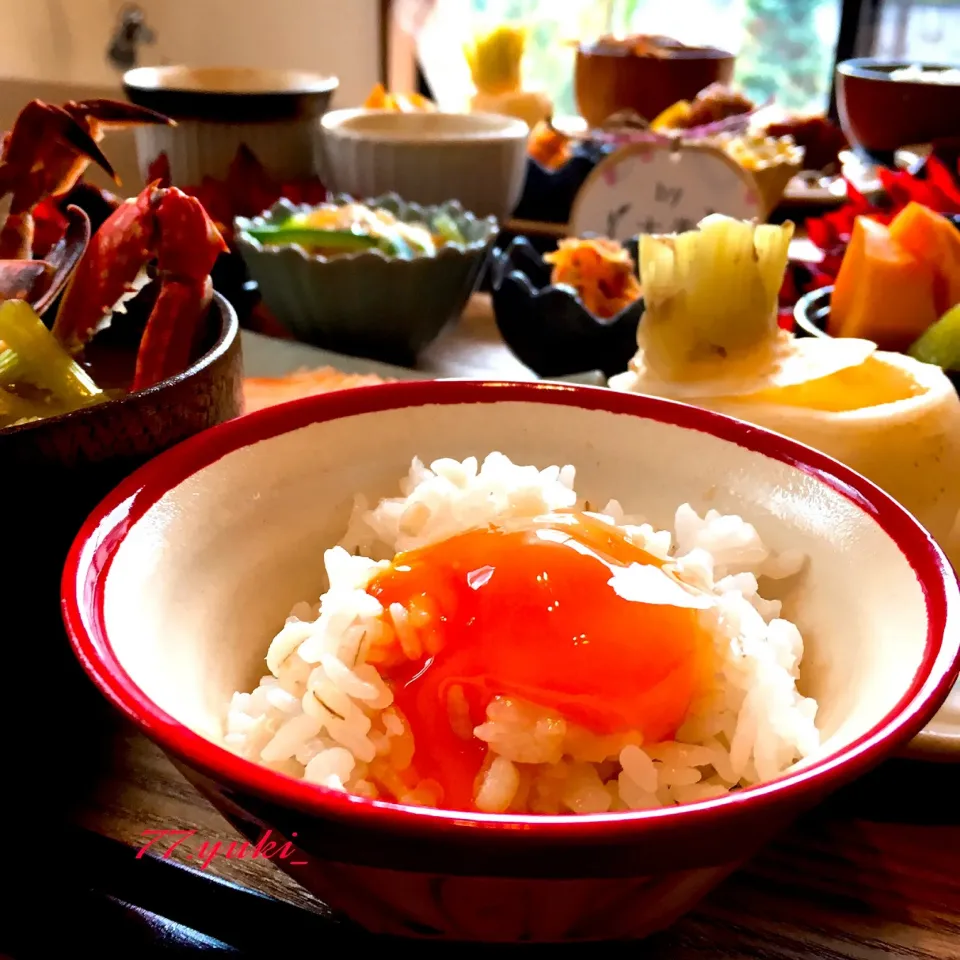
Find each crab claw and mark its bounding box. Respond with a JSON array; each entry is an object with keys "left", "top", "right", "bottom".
[
  {"left": 50, "top": 186, "right": 157, "bottom": 353},
  {"left": 0, "top": 100, "right": 118, "bottom": 258},
  {"left": 0, "top": 97, "right": 175, "bottom": 259},
  {"left": 63, "top": 98, "right": 175, "bottom": 137},
  {"left": 32, "top": 205, "right": 91, "bottom": 315},
  {"left": 51, "top": 183, "right": 228, "bottom": 391},
  {"left": 0, "top": 207, "right": 90, "bottom": 315},
  {"left": 132, "top": 189, "right": 228, "bottom": 390},
  {"left": 0, "top": 100, "right": 118, "bottom": 196}
]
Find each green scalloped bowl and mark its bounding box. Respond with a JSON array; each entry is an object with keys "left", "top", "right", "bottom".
[{"left": 235, "top": 193, "right": 499, "bottom": 366}]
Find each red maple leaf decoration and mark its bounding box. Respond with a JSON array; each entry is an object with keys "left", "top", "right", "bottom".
[
  {"left": 146, "top": 145, "right": 328, "bottom": 245},
  {"left": 781, "top": 155, "right": 960, "bottom": 330}
]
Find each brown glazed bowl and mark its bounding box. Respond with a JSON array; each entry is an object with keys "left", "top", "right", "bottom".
[
  {"left": 575, "top": 42, "right": 735, "bottom": 127},
  {"left": 3, "top": 291, "right": 242, "bottom": 641},
  {"left": 836, "top": 59, "right": 960, "bottom": 157}
]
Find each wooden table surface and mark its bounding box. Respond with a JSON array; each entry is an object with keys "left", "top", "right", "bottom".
[{"left": 8, "top": 284, "right": 960, "bottom": 959}]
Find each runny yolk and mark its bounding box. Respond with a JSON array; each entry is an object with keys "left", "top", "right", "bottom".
[{"left": 366, "top": 511, "right": 713, "bottom": 811}]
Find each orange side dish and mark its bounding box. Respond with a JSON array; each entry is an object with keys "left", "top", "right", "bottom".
[
  {"left": 364, "top": 511, "right": 713, "bottom": 811},
  {"left": 242, "top": 368, "right": 392, "bottom": 414},
  {"left": 544, "top": 237, "right": 643, "bottom": 319},
  {"left": 592, "top": 34, "right": 688, "bottom": 58},
  {"left": 829, "top": 216, "right": 939, "bottom": 351},
  {"left": 528, "top": 119, "right": 573, "bottom": 170},
  {"left": 363, "top": 83, "right": 437, "bottom": 112},
  {"left": 888, "top": 202, "right": 960, "bottom": 317}
]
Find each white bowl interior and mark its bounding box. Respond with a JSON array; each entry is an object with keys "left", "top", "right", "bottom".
[
  {"left": 322, "top": 109, "right": 529, "bottom": 142},
  {"left": 123, "top": 65, "right": 338, "bottom": 94},
  {"left": 101, "top": 400, "right": 931, "bottom": 783}
]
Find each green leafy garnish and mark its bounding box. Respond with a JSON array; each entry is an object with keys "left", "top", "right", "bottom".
[{"left": 432, "top": 212, "right": 466, "bottom": 246}]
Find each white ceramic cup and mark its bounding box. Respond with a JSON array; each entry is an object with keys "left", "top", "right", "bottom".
[{"left": 321, "top": 108, "right": 529, "bottom": 220}]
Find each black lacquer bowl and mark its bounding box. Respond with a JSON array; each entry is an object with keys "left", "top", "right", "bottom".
[
  {"left": 792, "top": 286, "right": 833, "bottom": 340},
  {"left": 513, "top": 139, "right": 615, "bottom": 225},
  {"left": 489, "top": 235, "right": 644, "bottom": 379}
]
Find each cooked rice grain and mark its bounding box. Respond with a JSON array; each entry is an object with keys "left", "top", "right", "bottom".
[{"left": 225, "top": 453, "right": 818, "bottom": 814}]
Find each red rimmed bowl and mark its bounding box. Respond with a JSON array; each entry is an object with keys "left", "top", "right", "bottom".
[
  {"left": 62, "top": 381, "right": 960, "bottom": 942},
  {"left": 836, "top": 58, "right": 960, "bottom": 159}
]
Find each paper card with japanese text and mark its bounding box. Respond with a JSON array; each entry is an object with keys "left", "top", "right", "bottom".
[{"left": 569, "top": 141, "right": 762, "bottom": 243}]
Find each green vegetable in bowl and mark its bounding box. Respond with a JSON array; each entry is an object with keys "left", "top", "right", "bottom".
[
  {"left": 908, "top": 304, "right": 960, "bottom": 371},
  {"left": 432, "top": 211, "right": 467, "bottom": 246},
  {"left": 243, "top": 225, "right": 382, "bottom": 253},
  {"left": 0, "top": 300, "right": 105, "bottom": 427},
  {"left": 241, "top": 200, "right": 464, "bottom": 261}
]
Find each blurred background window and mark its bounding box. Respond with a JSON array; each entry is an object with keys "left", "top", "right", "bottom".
[
  {"left": 871, "top": 0, "right": 960, "bottom": 61},
  {"left": 415, "top": 0, "right": 845, "bottom": 116}
]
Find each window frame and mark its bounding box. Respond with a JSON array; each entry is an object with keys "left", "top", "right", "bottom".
[
  {"left": 829, "top": 0, "right": 885, "bottom": 118},
  {"left": 383, "top": 0, "right": 892, "bottom": 115}
]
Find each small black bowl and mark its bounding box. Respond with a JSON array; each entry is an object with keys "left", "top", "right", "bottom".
[
  {"left": 489, "top": 235, "right": 644, "bottom": 378},
  {"left": 476, "top": 141, "right": 615, "bottom": 295},
  {"left": 513, "top": 139, "right": 615, "bottom": 225},
  {"left": 792, "top": 286, "right": 832, "bottom": 339},
  {"left": 475, "top": 139, "right": 616, "bottom": 294}
]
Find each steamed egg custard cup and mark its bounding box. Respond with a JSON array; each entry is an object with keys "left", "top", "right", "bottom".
[
  {"left": 63, "top": 380, "right": 960, "bottom": 942},
  {"left": 610, "top": 215, "right": 960, "bottom": 571}
]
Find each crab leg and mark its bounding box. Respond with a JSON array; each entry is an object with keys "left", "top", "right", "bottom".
[
  {"left": 0, "top": 208, "right": 90, "bottom": 310},
  {"left": 31, "top": 206, "right": 92, "bottom": 315},
  {"left": 132, "top": 189, "right": 227, "bottom": 390}
]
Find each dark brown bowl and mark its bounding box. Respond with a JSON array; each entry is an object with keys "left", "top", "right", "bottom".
[
  {"left": 836, "top": 59, "right": 960, "bottom": 158},
  {"left": 3, "top": 292, "right": 242, "bottom": 639},
  {"left": 575, "top": 43, "right": 735, "bottom": 128}
]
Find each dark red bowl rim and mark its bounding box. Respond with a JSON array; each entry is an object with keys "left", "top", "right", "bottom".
[
  {"left": 122, "top": 66, "right": 339, "bottom": 124},
  {"left": 62, "top": 380, "right": 960, "bottom": 843},
  {"left": 837, "top": 57, "right": 960, "bottom": 83},
  {"left": 578, "top": 43, "right": 735, "bottom": 61}
]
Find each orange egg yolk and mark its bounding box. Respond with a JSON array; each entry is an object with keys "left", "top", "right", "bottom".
[{"left": 366, "top": 512, "right": 713, "bottom": 811}]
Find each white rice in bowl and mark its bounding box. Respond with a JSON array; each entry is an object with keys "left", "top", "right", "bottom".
[{"left": 224, "top": 453, "right": 818, "bottom": 815}]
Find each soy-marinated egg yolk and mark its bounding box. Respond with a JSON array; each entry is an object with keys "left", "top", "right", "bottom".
[{"left": 366, "top": 512, "right": 714, "bottom": 811}]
